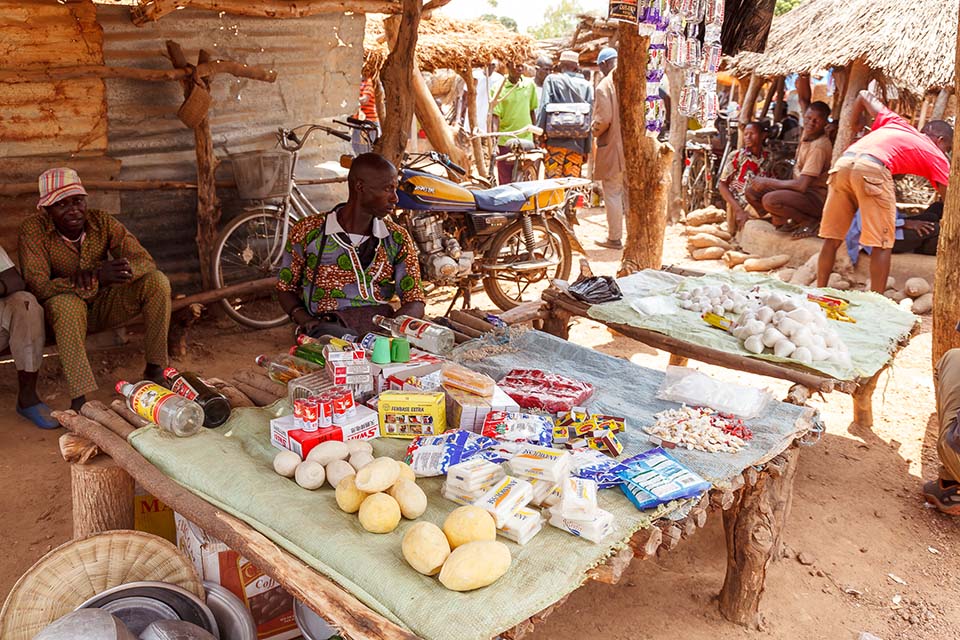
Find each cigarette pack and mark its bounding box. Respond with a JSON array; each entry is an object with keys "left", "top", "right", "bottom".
[
  {"left": 378, "top": 390, "right": 447, "bottom": 438},
  {"left": 323, "top": 344, "right": 367, "bottom": 362},
  {"left": 474, "top": 475, "right": 534, "bottom": 527},
  {"left": 270, "top": 406, "right": 378, "bottom": 459},
  {"left": 445, "top": 385, "right": 520, "bottom": 431}
]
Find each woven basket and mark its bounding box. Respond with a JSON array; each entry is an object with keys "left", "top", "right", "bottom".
[
  {"left": 0, "top": 530, "right": 203, "bottom": 640},
  {"left": 177, "top": 82, "right": 212, "bottom": 129}
]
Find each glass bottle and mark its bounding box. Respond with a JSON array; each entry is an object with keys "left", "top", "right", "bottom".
[
  {"left": 162, "top": 368, "right": 231, "bottom": 428},
  {"left": 116, "top": 380, "right": 204, "bottom": 437},
  {"left": 372, "top": 314, "right": 455, "bottom": 355}
]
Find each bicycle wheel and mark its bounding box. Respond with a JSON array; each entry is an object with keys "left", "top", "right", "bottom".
[
  {"left": 212, "top": 207, "right": 289, "bottom": 329},
  {"left": 481, "top": 217, "right": 572, "bottom": 311}
]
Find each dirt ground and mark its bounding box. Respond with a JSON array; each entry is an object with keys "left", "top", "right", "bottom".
[{"left": 1, "top": 207, "right": 957, "bottom": 640}]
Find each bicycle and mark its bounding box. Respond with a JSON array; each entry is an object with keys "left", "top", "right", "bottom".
[
  {"left": 467, "top": 124, "right": 546, "bottom": 185},
  {"left": 681, "top": 126, "right": 720, "bottom": 213},
  {"left": 212, "top": 121, "right": 375, "bottom": 329}
]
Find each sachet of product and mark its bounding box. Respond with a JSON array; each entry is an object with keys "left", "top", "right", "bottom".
[
  {"left": 481, "top": 411, "right": 555, "bottom": 445},
  {"left": 569, "top": 449, "right": 629, "bottom": 488},
  {"left": 506, "top": 444, "right": 572, "bottom": 483},
  {"left": 446, "top": 458, "right": 504, "bottom": 492},
  {"left": 497, "top": 506, "right": 544, "bottom": 545},
  {"left": 559, "top": 477, "right": 598, "bottom": 518},
  {"left": 473, "top": 475, "right": 534, "bottom": 527},
  {"left": 404, "top": 429, "right": 498, "bottom": 477},
  {"left": 547, "top": 506, "right": 615, "bottom": 543},
  {"left": 617, "top": 447, "right": 711, "bottom": 510},
  {"left": 441, "top": 362, "right": 496, "bottom": 397}
]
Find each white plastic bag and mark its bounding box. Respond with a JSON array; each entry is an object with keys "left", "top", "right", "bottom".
[{"left": 656, "top": 365, "right": 773, "bottom": 419}]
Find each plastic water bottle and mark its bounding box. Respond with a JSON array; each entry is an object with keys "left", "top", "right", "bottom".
[
  {"left": 116, "top": 380, "right": 204, "bottom": 437},
  {"left": 162, "top": 368, "right": 232, "bottom": 428},
  {"left": 372, "top": 314, "right": 455, "bottom": 355}
]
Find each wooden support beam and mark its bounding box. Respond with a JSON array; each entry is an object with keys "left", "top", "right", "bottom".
[
  {"left": 132, "top": 0, "right": 402, "bottom": 24},
  {"left": 628, "top": 525, "right": 662, "bottom": 560},
  {"left": 413, "top": 68, "right": 468, "bottom": 168},
  {"left": 758, "top": 78, "right": 777, "bottom": 120},
  {"left": 667, "top": 64, "right": 685, "bottom": 223},
  {"left": 832, "top": 59, "right": 871, "bottom": 162},
  {"left": 932, "top": 88, "right": 951, "bottom": 119},
  {"left": 852, "top": 372, "right": 880, "bottom": 428},
  {"left": 718, "top": 446, "right": 800, "bottom": 629},
  {"left": 51, "top": 411, "right": 419, "bottom": 640},
  {"left": 0, "top": 176, "right": 341, "bottom": 198},
  {"left": 739, "top": 75, "right": 763, "bottom": 126},
  {"left": 0, "top": 60, "right": 276, "bottom": 85},
  {"left": 376, "top": 2, "right": 422, "bottom": 166},
  {"left": 587, "top": 546, "right": 634, "bottom": 584},
  {"left": 458, "top": 68, "right": 489, "bottom": 178},
  {"left": 658, "top": 523, "right": 681, "bottom": 551}
]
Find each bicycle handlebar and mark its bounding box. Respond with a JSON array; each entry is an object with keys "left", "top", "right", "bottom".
[
  {"left": 468, "top": 124, "right": 544, "bottom": 140},
  {"left": 278, "top": 124, "right": 352, "bottom": 150}
]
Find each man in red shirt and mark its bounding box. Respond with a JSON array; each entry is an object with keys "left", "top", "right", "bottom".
[{"left": 817, "top": 91, "right": 952, "bottom": 292}]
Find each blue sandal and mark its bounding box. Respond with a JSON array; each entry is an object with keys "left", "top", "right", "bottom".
[{"left": 16, "top": 403, "right": 59, "bottom": 430}]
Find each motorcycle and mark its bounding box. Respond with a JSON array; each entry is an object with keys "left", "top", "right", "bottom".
[{"left": 392, "top": 144, "right": 590, "bottom": 312}]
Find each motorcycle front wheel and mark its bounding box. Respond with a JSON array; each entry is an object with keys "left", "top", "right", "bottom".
[{"left": 481, "top": 217, "right": 572, "bottom": 311}]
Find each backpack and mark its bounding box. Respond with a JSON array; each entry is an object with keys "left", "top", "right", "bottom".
[{"left": 544, "top": 102, "right": 592, "bottom": 139}]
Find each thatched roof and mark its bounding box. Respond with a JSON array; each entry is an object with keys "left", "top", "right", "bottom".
[
  {"left": 364, "top": 15, "right": 535, "bottom": 76},
  {"left": 730, "top": 0, "right": 957, "bottom": 96}
]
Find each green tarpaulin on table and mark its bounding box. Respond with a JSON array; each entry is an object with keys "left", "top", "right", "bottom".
[
  {"left": 130, "top": 330, "right": 812, "bottom": 640},
  {"left": 586, "top": 270, "right": 918, "bottom": 381}
]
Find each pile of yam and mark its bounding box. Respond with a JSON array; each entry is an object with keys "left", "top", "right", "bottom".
[
  {"left": 684, "top": 216, "right": 733, "bottom": 262},
  {"left": 880, "top": 276, "right": 933, "bottom": 314}
]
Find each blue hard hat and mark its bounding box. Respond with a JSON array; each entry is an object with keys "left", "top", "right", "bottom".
[{"left": 596, "top": 47, "right": 618, "bottom": 65}]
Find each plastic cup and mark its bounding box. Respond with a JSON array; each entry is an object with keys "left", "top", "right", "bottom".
[
  {"left": 371, "top": 336, "right": 392, "bottom": 364},
  {"left": 391, "top": 337, "right": 411, "bottom": 363}
]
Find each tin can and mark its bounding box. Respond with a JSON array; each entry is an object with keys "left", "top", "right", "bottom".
[
  {"left": 315, "top": 394, "right": 334, "bottom": 428},
  {"left": 330, "top": 386, "right": 356, "bottom": 425},
  {"left": 293, "top": 398, "right": 308, "bottom": 430},
  {"left": 300, "top": 398, "right": 319, "bottom": 432}
]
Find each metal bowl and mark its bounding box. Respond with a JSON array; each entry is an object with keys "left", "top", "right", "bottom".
[
  {"left": 139, "top": 620, "right": 218, "bottom": 639},
  {"left": 77, "top": 582, "right": 219, "bottom": 638},
  {"left": 293, "top": 599, "right": 339, "bottom": 640},
  {"left": 34, "top": 609, "right": 138, "bottom": 640},
  {"left": 202, "top": 582, "right": 257, "bottom": 640}
]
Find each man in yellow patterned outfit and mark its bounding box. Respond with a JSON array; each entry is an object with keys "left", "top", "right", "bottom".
[{"left": 19, "top": 168, "right": 171, "bottom": 411}]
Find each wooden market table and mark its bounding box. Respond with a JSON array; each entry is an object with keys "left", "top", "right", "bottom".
[
  {"left": 48, "top": 372, "right": 811, "bottom": 638},
  {"left": 540, "top": 276, "right": 918, "bottom": 428}
]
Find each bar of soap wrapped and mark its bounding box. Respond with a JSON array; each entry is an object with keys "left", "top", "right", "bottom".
[
  {"left": 474, "top": 475, "right": 534, "bottom": 527},
  {"left": 507, "top": 444, "right": 572, "bottom": 483},
  {"left": 547, "top": 506, "right": 615, "bottom": 543},
  {"left": 446, "top": 458, "right": 504, "bottom": 492},
  {"left": 559, "top": 477, "right": 598, "bottom": 518},
  {"left": 498, "top": 506, "right": 544, "bottom": 545},
  {"left": 441, "top": 362, "right": 495, "bottom": 397}
]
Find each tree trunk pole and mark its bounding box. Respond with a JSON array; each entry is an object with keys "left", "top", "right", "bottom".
[
  {"left": 616, "top": 23, "right": 673, "bottom": 275},
  {"left": 375, "top": 1, "right": 422, "bottom": 167},
  {"left": 831, "top": 59, "right": 871, "bottom": 163},
  {"left": 932, "top": 4, "right": 960, "bottom": 366},
  {"left": 916, "top": 94, "right": 933, "bottom": 131},
  {"left": 71, "top": 454, "right": 135, "bottom": 538},
  {"left": 739, "top": 74, "right": 762, "bottom": 128},
  {"left": 932, "top": 88, "right": 951, "bottom": 119},
  {"left": 458, "top": 68, "right": 488, "bottom": 178},
  {"left": 412, "top": 69, "right": 468, "bottom": 168},
  {"left": 718, "top": 446, "right": 801, "bottom": 629},
  {"left": 759, "top": 78, "right": 777, "bottom": 120},
  {"left": 667, "top": 64, "right": 685, "bottom": 222}
]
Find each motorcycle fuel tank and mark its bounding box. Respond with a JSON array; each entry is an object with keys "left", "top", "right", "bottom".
[{"left": 397, "top": 169, "right": 477, "bottom": 211}]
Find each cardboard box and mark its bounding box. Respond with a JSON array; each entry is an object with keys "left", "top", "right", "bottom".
[
  {"left": 271, "top": 406, "right": 379, "bottom": 458},
  {"left": 445, "top": 385, "right": 520, "bottom": 432},
  {"left": 368, "top": 352, "right": 443, "bottom": 394},
  {"left": 175, "top": 514, "right": 298, "bottom": 640},
  {"left": 378, "top": 390, "right": 446, "bottom": 438},
  {"left": 133, "top": 485, "right": 175, "bottom": 544}
]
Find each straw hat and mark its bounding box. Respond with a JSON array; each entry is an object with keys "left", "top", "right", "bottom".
[{"left": 0, "top": 531, "right": 203, "bottom": 640}]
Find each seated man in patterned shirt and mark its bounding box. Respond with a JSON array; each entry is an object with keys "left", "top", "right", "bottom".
[
  {"left": 276, "top": 153, "right": 425, "bottom": 338},
  {"left": 19, "top": 168, "right": 171, "bottom": 411}
]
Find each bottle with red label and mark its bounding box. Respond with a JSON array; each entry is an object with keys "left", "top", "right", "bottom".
[
  {"left": 372, "top": 314, "right": 454, "bottom": 355},
  {"left": 116, "top": 380, "right": 204, "bottom": 437},
  {"left": 163, "top": 367, "right": 232, "bottom": 428}
]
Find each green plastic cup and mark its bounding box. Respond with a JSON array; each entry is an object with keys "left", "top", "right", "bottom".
[
  {"left": 372, "top": 336, "right": 392, "bottom": 364},
  {"left": 391, "top": 337, "right": 411, "bottom": 363}
]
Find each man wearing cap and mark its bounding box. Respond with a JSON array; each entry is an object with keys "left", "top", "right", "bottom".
[
  {"left": 537, "top": 50, "right": 593, "bottom": 178},
  {"left": 0, "top": 244, "right": 56, "bottom": 428},
  {"left": 19, "top": 168, "right": 171, "bottom": 411},
  {"left": 592, "top": 47, "right": 625, "bottom": 250}
]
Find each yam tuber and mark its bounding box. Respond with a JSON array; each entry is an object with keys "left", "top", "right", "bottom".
[
  {"left": 685, "top": 206, "right": 726, "bottom": 226},
  {"left": 777, "top": 268, "right": 796, "bottom": 282},
  {"left": 688, "top": 233, "right": 733, "bottom": 250},
  {"left": 723, "top": 251, "right": 752, "bottom": 267},
  {"left": 743, "top": 254, "right": 790, "bottom": 272},
  {"left": 691, "top": 246, "right": 725, "bottom": 260},
  {"left": 911, "top": 292, "right": 933, "bottom": 314},
  {"left": 827, "top": 272, "right": 851, "bottom": 290},
  {"left": 904, "top": 277, "right": 931, "bottom": 298}
]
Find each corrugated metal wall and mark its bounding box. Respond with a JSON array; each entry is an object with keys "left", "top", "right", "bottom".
[{"left": 0, "top": 3, "right": 362, "bottom": 293}]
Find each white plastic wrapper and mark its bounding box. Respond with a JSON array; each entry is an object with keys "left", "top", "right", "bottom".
[{"left": 656, "top": 366, "right": 773, "bottom": 419}]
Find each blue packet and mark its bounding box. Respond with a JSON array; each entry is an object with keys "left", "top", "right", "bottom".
[
  {"left": 569, "top": 449, "right": 629, "bottom": 489},
  {"left": 617, "top": 447, "right": 711, "bottom": 510},
  {"left": 404, "top": 429, "right": 498, "bottom": 476}
]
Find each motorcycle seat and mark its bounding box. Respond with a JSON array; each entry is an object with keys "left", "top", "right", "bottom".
[{"left": 471, "top": 179, "right": 569, "bottom": 213}]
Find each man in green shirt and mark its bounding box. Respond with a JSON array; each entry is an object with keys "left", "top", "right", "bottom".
[{"left": 491, "top": 60, "right": 539, "bottom": 184}]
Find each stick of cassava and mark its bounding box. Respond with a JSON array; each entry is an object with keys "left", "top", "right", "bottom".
[
  {"left": 81, "top": 401, "right": 137, "bottom": 439},
  {"left": 234, "top": 369, "right": 287, "bottom": 398},
  {"left": 233, "top": 381, "right": 281, "bottom": 407},
  {"left": 110, "top": 399, "right": 152, "bottom": 430}
]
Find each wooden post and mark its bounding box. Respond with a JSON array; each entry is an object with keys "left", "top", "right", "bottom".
[
  {"left": 916, "top": 94, "right": 933, "bottom": 131},
  {"left": 667, "top": 64, "right": 685, "bottom": 222},
  {"left": 375, "top": 1, "right": 422, "bottom": 167},
  {"left": 773, "top": 77, "right": 787, "bottom": 122},
  {"left": 831, "top": 66, "right": 848, "bottom": 120},
  {"left": 718, "top": 446, "right": 800, "bottom": 629},
  {"left": 616, "top": 23, "right": 674, "bottom": 275},
  {"left": 831, "top": 59, "right": 871, "bottom": 162},
  {"left": 458, "top": 68, "right": 489, "bottom": 178},
  {"left": 932, "top": 88, "right": 951, "bottom": 119},
  {"left": 759, "top": 78, "right": 777, "bottom": 120},
  {"left": 413, "top": 69, "right": 468, "bottom": 168},
  {"left": 71, "top": 454, "right": 135, "bottom": 538},
  {"left": 738, "top": 74, "right": 763, "bottom": 127}
]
